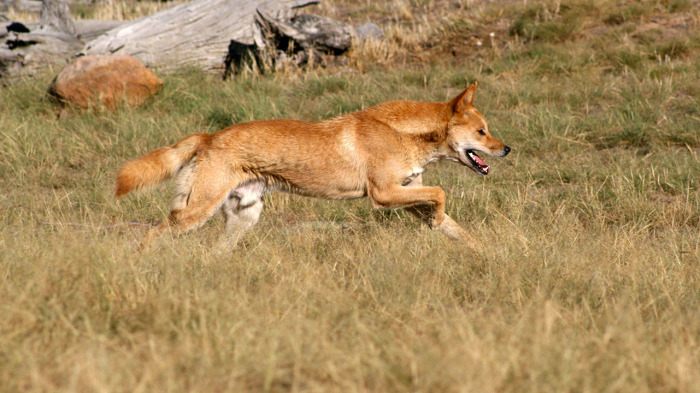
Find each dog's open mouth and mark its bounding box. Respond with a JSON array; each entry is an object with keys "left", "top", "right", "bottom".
[{"left": 464, "top": 149, "right": 490, "bottom": 175}]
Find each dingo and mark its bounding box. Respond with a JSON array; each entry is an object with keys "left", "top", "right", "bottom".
[{"left": 116, "top": 83, "right": 510, "bottom": 249}]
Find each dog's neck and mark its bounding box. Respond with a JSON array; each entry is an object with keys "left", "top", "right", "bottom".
[
  {"left": 363, "top": 101, "right": 456, "bottom": 166},
  {"left": 361, "top": 100, "right": 451, "bottom": 140}
]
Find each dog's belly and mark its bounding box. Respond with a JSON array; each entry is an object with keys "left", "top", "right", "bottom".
[{"left": 270, "top": 172, "right": 368, "bottom": 200}]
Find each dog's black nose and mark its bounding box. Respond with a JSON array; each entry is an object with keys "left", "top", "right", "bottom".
[{"left": 503, "top": 145, "right": 511, "bottom": 156}]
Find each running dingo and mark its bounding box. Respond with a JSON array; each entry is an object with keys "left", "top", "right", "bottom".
[{"left": 116, "top": 83, "right": 510, "bottom": 249}]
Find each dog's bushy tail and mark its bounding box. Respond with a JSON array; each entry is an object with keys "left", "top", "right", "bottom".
[{"left": 116, "top": 133, "right": 210, "bottom": 197}]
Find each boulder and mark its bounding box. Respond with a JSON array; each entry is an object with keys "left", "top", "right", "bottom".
[{"left": 47, "top": 54, "right": 163, "bottom": 109}]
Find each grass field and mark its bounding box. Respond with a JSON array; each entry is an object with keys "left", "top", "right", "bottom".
[{"left": 1, "top": 0, "right": 699, "bottom": 391}]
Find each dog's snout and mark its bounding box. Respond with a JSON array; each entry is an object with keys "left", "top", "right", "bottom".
[{"left": 502, "top": 145, "right": 511, "bottom": 156}]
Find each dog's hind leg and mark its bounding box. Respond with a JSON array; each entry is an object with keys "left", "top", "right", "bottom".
[
  {"left": 171, "top": 159, "right": 197, "bottom": 212},
  {"left": 140, "top": 161, "right": 242, "bottom": 250},
  {"left": 140, "top": 188, "right": 232, "bottom": 249},
  {"left": 216, "top": 180, "right": 265, "bottom": 252}
]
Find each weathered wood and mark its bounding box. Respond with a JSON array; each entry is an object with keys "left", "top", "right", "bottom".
[
  {"left": 2, "top": 19, "right": 127, "bottom": 40},
  {"left": 256, "top": 12, "right": 353, "bottom": 54},
  {"left": 81, "top": 0, "right": 272, "bottom": 72},
  {"left": 0, "top": 0, "right": 80, "bottom": 81},
  {"left": 249, "top": 10, "right": 353, "bottom": 72},
  {"left": 0, "top": 29, "right": 82, "bottom": 81},
  {"left": 80, "top": 0, "right": 348, "bottom": 74},
  {"left": 2, "top": 0, "right": 355, "bottom": 81},
  {"left": 73, "top": 20, "right": 125, "bottom": 41},
  {"left": 39, "top": 0, "right": 75, "bottom": 34}
]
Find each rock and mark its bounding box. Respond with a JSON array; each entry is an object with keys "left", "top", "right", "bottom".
[
  {"left": 355, "top": 23, "right": 384, "bottom": 41},
  {"left": 47, "top": 54, "right": 163, "bottom": 110}
]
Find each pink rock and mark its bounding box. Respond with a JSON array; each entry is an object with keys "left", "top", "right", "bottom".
[{"left": 48, "top": 54, "right": 163, "bottom": 110}]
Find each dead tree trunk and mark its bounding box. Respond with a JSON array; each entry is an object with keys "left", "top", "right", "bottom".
[
  {"left": 81, "top": 0, "right": 353, "bottom": 75},
  {"left": 0, "top": 0, "right": 81, "bottom": 82},
  {"left": 1, "top": 0, "right": 355, "bottom": 81},
  {"left": 39, "top": 0, "right": 75, "bottom": 34}
]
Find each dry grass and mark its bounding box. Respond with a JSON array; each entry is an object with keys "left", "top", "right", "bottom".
[
  {"left": 72, "top": 0, "right": 188, "bottom": 21},
  {"left": 4, "top": 0, "right": 185, "bottom": 22},
  {"left": 1, "top": 0, "right": 700, "bottom": 392}
]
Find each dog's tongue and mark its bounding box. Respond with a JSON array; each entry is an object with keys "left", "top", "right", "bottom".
[
  {"left": 472, "top": 154, "right": 487, "bottom": 167},
  {"left": 472, "top": 152, "right": 490, "bottom": 173}
]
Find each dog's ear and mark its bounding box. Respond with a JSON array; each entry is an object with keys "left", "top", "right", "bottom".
[{"left": 449, "top": 82, "right": 477, "bottom": 113}]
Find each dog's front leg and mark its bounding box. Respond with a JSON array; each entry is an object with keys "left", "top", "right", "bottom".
[
  {"left": 397, "top": 175, "right": 478, "bottom": 250},
  {"left": 434, "top": 214, "right": 479, "bottom": 251},
  {"left": 369, "top": 183, "right": 447, "bottom": 227}
]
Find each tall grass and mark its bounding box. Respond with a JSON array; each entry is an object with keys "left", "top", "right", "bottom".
[{"left": 1, "top": 0, "right": 699, "bottom": 392}]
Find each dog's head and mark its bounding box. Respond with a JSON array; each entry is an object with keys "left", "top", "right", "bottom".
[{"left": 445, "top": 83, "right": 510, "bottom": 175}]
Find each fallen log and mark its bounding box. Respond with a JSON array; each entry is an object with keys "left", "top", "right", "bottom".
[
  {"left": 81, "top": 0, "right": 325, "bottom": 73},
  {"left": 0, "top": 0, "right": 82, "bottom": 81},
  {"left": 0, "top": 19, "right": 125, "bottom": 83},
  {"left": 2, "top": 0, "right": 356, "bottom": 81},
  {"left": 2, "top": 20, "right": 127, "bottom": 40},
  {"left": 0, "top": 31, "right": 82, "bottom": 81},
  {"left": 81, "top": 0, "right": 356, "bottom": 76},
  {"left": 39, "top": 0, "right": 74, "bottom": 34}
]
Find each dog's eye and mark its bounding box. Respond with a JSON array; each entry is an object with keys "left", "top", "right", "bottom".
[{"left": 478, "top": 129, "right": 486, "bottom": 135}]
